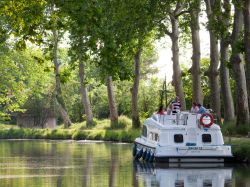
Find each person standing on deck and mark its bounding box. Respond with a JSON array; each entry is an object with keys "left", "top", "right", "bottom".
[
  {"left": 157, "top": 105, "right": 165, "bottom": 115},
  {"left": 197, "top": 103, "right": 206, "bottom": 114},
  {"left": 172, "top": 96, "right": 181, "bottom": 114},
  {"left": 191, "top": 102, "right": 199, "bottom": 113}
]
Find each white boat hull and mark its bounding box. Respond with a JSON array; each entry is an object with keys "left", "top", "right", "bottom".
[{"left": 135, "top": 138, "right": 233, "bottom": 163}]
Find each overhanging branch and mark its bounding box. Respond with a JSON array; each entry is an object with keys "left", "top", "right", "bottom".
[{"left": 175, "top": 10, "right": 190, "bottom": 18}]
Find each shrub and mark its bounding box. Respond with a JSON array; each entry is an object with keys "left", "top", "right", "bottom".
[
  {"left": 221, "top": 122, "right": 250, "bottom": 136},
  {"left": 44, "top": 129, "right": 72, "bottom": 139},
  {"left": 70, "top": 120, "right": 98, "bottom": 130},
  {"left": 236, "top": 126, "right": 250, "bottom": 135},
  {"left": 221, "top": 123, "right": 236, "bottom": 136},
  {"left": 68, "top": 123, "right": 86, "bottom": 130},
  {"left": 72, "top": 130, "right": 88, "bottom": 140},
  {"left": 120, "top": 131, "right": 133, "bottom": 142},
  {"left": 118, "top": 115, "right": 132, "bottom": 129},
  {"left": 104, "top": 130, "right": 120, "bottom": 141},
  {"left": 87, "top": 130, "right": 105, "bottom": 140},
  {"left": 95, "top": 119, "right": 110, "bottom": 129}
]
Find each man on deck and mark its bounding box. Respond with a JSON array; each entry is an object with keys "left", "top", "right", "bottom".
[
  {"left": 197, "top": 103, "right": 206, "bottom": 114},
  {"left": 172, "top": 96, "right": 181, "bottom": 114}
]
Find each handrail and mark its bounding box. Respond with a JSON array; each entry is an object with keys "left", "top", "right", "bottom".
[{"left": 152, "top": 113, "right": 190, "bottom": 126}]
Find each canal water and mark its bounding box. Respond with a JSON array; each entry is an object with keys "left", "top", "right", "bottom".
[{"left": 0, "top": 140, "right": 249, "bottom": 187}]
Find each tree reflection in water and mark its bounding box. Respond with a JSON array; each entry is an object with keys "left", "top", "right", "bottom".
[{"left": 0, "top": 140, "right": 250, "bottom": 187}]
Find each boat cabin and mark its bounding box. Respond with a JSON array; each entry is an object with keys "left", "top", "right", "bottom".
[{"left": 142, "top": 112, "right": 224, "bottom": 147}]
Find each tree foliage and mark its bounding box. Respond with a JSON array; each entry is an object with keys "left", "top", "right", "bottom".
[
  {"left": 0, "top": 0, "right": 250, "bottom": 127},
  {"left": 0, "top": 48, "right": 53, "bottom": 119}
]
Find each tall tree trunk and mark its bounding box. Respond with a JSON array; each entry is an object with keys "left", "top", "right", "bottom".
[
  {"left": 205, "top": 0, "right": 221, "bottom": 119},
  {"left": 169, "top": 16, "right": 186, "bottom": 110},
  {"left": 190, "top": 0, "right": 203, "bottom": 104},
  {"left": 164, "top": 2, "right": 186, "bottom": 110},
  {"left": 230, "top": 5, "right": 250, "bottom": 126},
  {"left": 220, "top": 40, "right": 235, "bottom": 122},
  {"left": 219, "top": 0, "right": 235, "bottom": 122},
  {"left": 52, "top": 29, "right": 71, "bottom": 128},
  {"left": 244, "top": 0, "right": 250, "bottom": 108},
  {"left": 107, "top": 76, "right": 118, "bottom": 128},
  {"left": 131, "top": 46, "right": 142, "bottom": 128},
  {"left": 79, "top": 61, "right": 93, "bottom": 128}
]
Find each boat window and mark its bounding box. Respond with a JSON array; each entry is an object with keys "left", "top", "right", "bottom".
[
  {"left": 174, "top": 134, "right": 183, "bottom": 143},
  {"left": 224, "top": 179, "right": 232, "bottom": 187},
  {"left": 155, "top": 134, "right": 159, "bottom": 142},
  {"left": 203, "top": 179, "right": 212, "bottom": 187},
  {"left": 202, "top": 134, "right": 211, "bottom": 143},
  {"left": 149, "top": 133, "right": 159, "bottom": 142},
  {"left": 175, "top": 180, "right": 184, "bottom": 187},
  {"left": 142, "top": 126, "right": 147, "bottom": 137},
  {"left": 149, "top": 132, "right": 153, "bottom": 140}
]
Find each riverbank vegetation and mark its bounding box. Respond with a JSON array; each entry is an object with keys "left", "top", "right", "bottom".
[
  {"left": 2, "top": 121, "right": 250, "bottom": 162},
  {"left": 0, "top": 116, "right": 140, "bottom": 142},
  {"left": 225, "top": 138, "right": 250, "bottom": 162},
  {"left": 1, "top": 0, "right": 250, "bottom": 139}
]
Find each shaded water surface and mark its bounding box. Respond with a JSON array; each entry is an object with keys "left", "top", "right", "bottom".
[{"left": 0, "top": 140, "right": 249, "bottom": 187}]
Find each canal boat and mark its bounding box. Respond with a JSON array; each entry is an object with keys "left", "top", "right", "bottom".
[{"left": 133, "top": 111, "right": 233, "bottom": 162}]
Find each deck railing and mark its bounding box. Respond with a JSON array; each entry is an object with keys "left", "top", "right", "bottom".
[
  {"left": 153, "top": 112, "right": 200, "bottom": 126},
  {"left": 153, "top": 111, "right": 217, "bottom": 126}
]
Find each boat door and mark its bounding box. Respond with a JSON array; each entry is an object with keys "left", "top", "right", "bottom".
[{"left": 187, "top": 128, "right": 197, "bottom": 145}]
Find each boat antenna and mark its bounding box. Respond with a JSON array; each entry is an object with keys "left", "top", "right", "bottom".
[{"left": 159, "top": 75, "right": 168, "bottom": 108}]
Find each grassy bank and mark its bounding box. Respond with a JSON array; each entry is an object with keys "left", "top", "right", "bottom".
[
  {"left": 2, "top": 119, "right": 250, "bottom": 162},
  {"left": 0, "top": 128, "right": 140, "bottom": 142},
  {"left": 224, "top": 137, "right": 250, "bottom": 162},
  {"left": 0, "top": 117, "right": 141, "bottom": 143}
]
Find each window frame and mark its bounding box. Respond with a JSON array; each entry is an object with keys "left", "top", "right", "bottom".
[
  {"left": 174, "top": 134, "right": 184, "bottom": 143},
  {"left": 202, "top": 134, "right": 212, "bottom": 143}
]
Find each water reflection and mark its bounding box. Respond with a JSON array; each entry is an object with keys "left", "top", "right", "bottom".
[
  {"left": 0, "top": 140, "right": 250, "bottom": 187},
  {"left": 133, "top": 161, "right": 233, "bottom": 187},
  {"left": 0, "top": 140, "right": 132, "bottom": 187}
]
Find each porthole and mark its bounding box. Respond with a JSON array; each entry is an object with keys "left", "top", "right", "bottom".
[
  {"left": 202, "top": 134, "right": 211, "bottom": 143},
  {"left": 174, "top": 134, "right": 183, "bottom": 143}
]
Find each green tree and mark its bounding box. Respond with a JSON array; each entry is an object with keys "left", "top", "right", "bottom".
[
  {"left": 204, "top": 0, "right": 221, "bottom": 119},
  {"left": 157, "top": 0, "right": 187, "bottom": 110},
  {"left": 56, "top": 0, "right": 100, "bottom": 127},
  {"left": 121, "top": 1, "right": 160, "bottom": 128},
  {"left": 1, "top": 0, "right": 72, "bottom": 127},
  {"left": 0, "top": 48, "right": 53, "bottom": 120},
  {"left": 68, "top": 30, "right": 95, "bottom": 127},
  {"left": 243, "top": 0, "right": 250, "bottom": 108},
  {"left": 218, "top": 0, "right": 235, "bottom": 122},
  {"left": 182, "top": 58, "right": 210, "bottom": 110},
  {"left": 188, "top": 0, "right": 203, "bottom": 104},
  {"left": 230, "top": 2, "right": 249, "bottom": 126}
]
